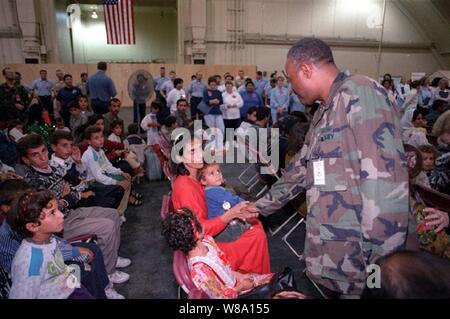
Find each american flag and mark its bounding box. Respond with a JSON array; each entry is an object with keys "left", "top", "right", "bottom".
[{"left": 103, "top": 0, "right": 136, "bottom": 45}]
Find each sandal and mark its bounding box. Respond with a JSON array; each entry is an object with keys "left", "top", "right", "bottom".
[
  {"left": 131, "top": 191, "right": 143, "bottom": 200},
  {"left": 128, "top": 196, "right": 143, "bottom": 206}
]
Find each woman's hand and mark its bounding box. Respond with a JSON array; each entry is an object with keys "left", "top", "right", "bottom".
[
  {"left": 424, "top": 208, "right": 449, "bottom": 233},
  {"left": 235, "top": 276, "right": 255, "bottom": 293}
]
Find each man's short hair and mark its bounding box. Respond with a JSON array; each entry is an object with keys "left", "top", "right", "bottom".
[
  {"left": 110, "top": 98, "right": 121, "bottom": 106},
  {"left": 40, "top": 69, "right": 47, "bottom": 73},
  {"left": 63, "top": 74, "right": 72, "bottom": 81},
  {"left": 256, "top": 107, "right": 271, "bottom": 121},
  {"left": 81, "top": 72, "right": 88, "bottom": 77},
  {"left": 17, "top": 134, "right": 46, "bottom": 158},
  {"left": 84, "top": 126, "right": 103, "bottom": 140},
  {"left": 97, "top": 62, "right": 107, "bottom": 71},
  {"left": 173, "top": 78, "right": 183, "bottom": 87},
  {"left": 256, "top": 71, "right": 263, "bottom": 76},
  {"left": 176, "top": 98, "right": 188, "bottom": 106},
  {"left": 49, "top": 130, "right": 73, "bottom": 146},
  {"left": 287, "top": 37, "right": 334, "bottom": 67},
  {"left": 208, "top": 76, "right": 217, "bottom": 85}
]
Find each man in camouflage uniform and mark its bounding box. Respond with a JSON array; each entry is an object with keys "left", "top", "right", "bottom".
[
  {"left": 255, "top": 38, "right": 409, "bottom": 297},
  {"left": 0, "top": 67, "right": 29, "bottom": 122}
]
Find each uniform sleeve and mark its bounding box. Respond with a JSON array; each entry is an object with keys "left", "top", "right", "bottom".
[
  {"left": 255, "top": 147, "right": 307, "bottom": 216},
  {"left": 191, "top": 263, "right": 238, "bottom": 299},
  {"left": 348, "top": 84, "right": 409, "bottom": 263}
]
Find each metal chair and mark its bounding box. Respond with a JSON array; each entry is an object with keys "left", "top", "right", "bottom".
[{"left": 281, "top": 193, "right": 307, "bottom": 259}]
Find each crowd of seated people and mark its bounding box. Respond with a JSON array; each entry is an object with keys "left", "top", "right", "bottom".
[{"left": 1, "top": 64, "right": 450, "bottom": 299}]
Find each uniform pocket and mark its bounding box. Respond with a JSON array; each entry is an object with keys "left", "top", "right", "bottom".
[
  {"left": 316, "top": 156, "right": 348, "bottom": 192},
  {"left": 319, "top": 223, "right": 365, "bottom": 283}
]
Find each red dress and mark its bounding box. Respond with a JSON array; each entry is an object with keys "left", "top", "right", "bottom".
[{"left": 172, "top": 175, "right": 271, "bottom": 274}]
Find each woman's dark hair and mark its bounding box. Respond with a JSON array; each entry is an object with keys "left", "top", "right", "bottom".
[
  {"left": 9, "top": 190, "right": 56, "bottom": 238},
  {"left": 169, "top": 132, "right": 202, "bottom": 177},
  {"left": 245, "top": 81, "right": 255, "bottom": 88},
  {"left": 161, "top": 208, "right": 203, "bottom": 254},
  {"left": 361, "top": 250, "right": 450, "bottom": 299},
  {"left": 208, "top": 76, "right": 217, "bottom": 85}
]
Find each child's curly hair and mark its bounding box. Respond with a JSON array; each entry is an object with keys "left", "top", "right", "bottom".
[
  {"left": 161, "top": 208, "right": 203, "bottom": 254},
  {"left": 9, "top": 190, "right": 56, "bottom": 238}
]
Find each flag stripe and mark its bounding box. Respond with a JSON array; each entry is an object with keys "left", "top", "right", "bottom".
[{"left": 103, "top": 0, "right": 135, "bottom": 45}]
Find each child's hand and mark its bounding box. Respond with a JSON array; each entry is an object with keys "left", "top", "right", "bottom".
[
  {"left": 78, "top": 247, "right": 94, "bottom": 263},
  {"left": 122, "top": 172, "right": 131, "bottom": 181},
  {"left": 62, "top": 182, "right": 71, "bottom": 197},
  {"left": 81, "top": 191, "right": 95, "bottom": 199}
]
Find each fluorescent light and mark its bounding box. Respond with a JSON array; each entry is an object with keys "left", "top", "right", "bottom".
[{"left": 91, "top": 10, "right": 98, "bottom": 19}]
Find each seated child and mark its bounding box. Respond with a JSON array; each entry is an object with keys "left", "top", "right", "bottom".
[
  {"left": 108, "top": 120, "right": 143, "bottom": 177},
  {"left": 159, "top": 116, "right": 178, "bottom": 160},
  {"left": 78, "top": 95, "right": 93, "bottom": 118},
  {"left": 81, "top": 127, "right": 138, "bottom": 220},
  {"left": 69, "top": 101, "right": 88, "bottom": 136},
  {"left": 162, "top": 208, "right": 274, "bottom": 299},
  {"left": 0, "top": 181, "right": 122, "bottom": 299},
  {"left": 141, "top": 102, "right": 166, "bottom": 165},
  {"left": 108, "top": 119, "right": 124, "bottom": 144},
  {"left": 199, "top": 163, "right": 252, "bottom": 242},
  {"left": 8, "top": 120, "right": 26, "bottom": 142},
  {"left": 8, "top": 190, "right": 95, "bottom": 299},
  {"left": 55, "top": 117, "right": 71, "bottom": 133}
]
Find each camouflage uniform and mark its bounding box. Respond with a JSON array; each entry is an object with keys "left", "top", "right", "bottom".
[
  {"left": 0, "top": 82, "right": 29, "bottom": 121},
  {"left": 256, "top": 72, "right": 409, "bottom": 295}
]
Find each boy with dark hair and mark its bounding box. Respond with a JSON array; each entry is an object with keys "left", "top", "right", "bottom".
[
  {"left": 69, "top": 101, "right": 88, "bottom": 134},
  {"left": 16, "top": 134, "right": 131, "bottom": 285},
  {"left": 81, "top": 126, "right": 137, "bottom": 215}
]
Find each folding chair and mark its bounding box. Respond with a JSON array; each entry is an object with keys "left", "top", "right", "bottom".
[
  {"left": 172, "top": 250, "right": 209, "bottom": 299},
  {"left": 281, "top": 193, "right": 307, "bottom": 259}
]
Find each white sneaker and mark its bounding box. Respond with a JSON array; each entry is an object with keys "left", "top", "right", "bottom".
[
  {"left": 120, "top": 216, "right": 127, "bottom": 224},
  {"left": 116, "top": 256, "right": 131, "bottom": 269},
  {"left": 105, "top": 287, "right": 125, "bottom": 299},
  {"left": 108, "top": 270, "right": 130, "bottom": 284}
]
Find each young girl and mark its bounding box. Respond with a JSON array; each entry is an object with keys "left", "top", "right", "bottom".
[
  {"left": 8, "top": 191, "right": 94, "bottom": 299},
  {"left": 108, "top": 120, "right": 144, "bottom": 178},
  {"left": 162, "top": 208, "right": 274, "bottom": 299},
  {"left": 108, "top": 120, "right": 124, "bottom": 144},
  {"left": 78, "top": 95, "right": 94, "bottom": 118}
]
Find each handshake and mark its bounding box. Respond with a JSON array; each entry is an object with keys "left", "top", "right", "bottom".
[{"left": 224, "top": 201, "right": 260, "bottom": 225}]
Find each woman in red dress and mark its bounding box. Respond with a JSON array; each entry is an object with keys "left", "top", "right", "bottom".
[{"left": 171, "top": 138, "right": 271, "bottom": 274}]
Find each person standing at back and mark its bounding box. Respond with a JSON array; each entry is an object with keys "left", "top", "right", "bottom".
[
  {"left": 253, "top": 37, "right": 409, "bottom": 298},
  {"left": 87, "top": 62, "right": 117, "bottom": 115}
]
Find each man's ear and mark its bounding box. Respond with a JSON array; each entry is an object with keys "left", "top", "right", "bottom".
[
  {"left": 25, "top": 222, "right": 39, "bottom": 234},
  {"left": 299, "top": 64, "right": 313, "bottom": 79},
  {"left": 21, "top": 156, "right": 31, "bottom": 166}
]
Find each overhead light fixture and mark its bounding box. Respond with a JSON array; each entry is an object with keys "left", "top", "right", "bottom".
[{"left": 91, "top": 10, "right": 98, "bottom": 19}]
